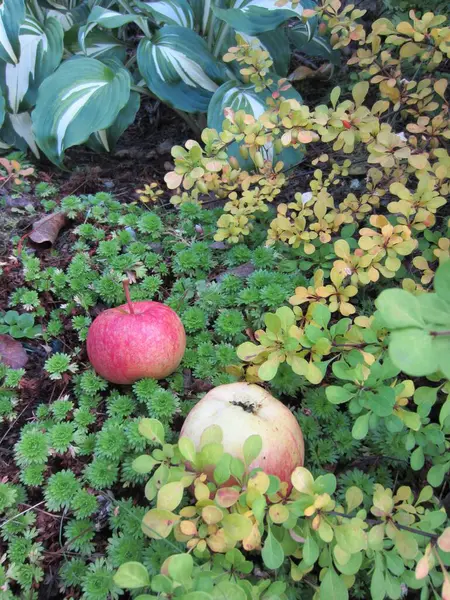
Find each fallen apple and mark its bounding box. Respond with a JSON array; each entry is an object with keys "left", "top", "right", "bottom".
[
  {"left": 180, "top": 382, "right": 304, "bottom": 484},
  {"left": 86, "top": 280, "right": 186, "bottom": 384}
]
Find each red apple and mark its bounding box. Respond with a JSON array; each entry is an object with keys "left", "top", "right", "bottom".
[
  {"left": 180, "top": 382, "right": 304, "bottom": 484},
  {"left": 86, "top": 281, "right": 186, "bottom": 384}
]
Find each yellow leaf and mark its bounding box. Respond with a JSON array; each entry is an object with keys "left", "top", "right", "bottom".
[
  {"left": 400, "top": 41, "right": 422, "bottom": 58},
  {"left": 352, "top": 81, "right": 369, "bottom": 107},
  {"left": 202, "top": 506, "right": 224, "bottom": 525},
  {"left": 248, "top": 471, "right": 270, "bottom": 495},
  {"left": 142, "top": 509, "right": 178, "bottom": 539},
  {"left": 408, "top": 154, "right": 429, "bottom": 170},
  {"left": 291, "top": 467, "right": 314, "bottom": 495},
  {"left": 269, "top": 504, "right": 290, "bottom": 524},
  {"left": 157, "top": 482, "right": 184, "bottom": 512}
]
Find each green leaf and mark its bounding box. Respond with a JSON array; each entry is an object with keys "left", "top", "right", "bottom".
[
  {"left": 213, "top": 0, "right": 306, "bottom": 36},
  {"left": 388, "top": 329, "right": 436, "bottom": 376},
  {"left": 370, "top": 562, "right": 386, "bottom": 600},
  {"left": 326, "top": 386, "right": 353, "bottom": 405},
  {"left": 178, "top": 436, "right": 197, "bottom": 465},
  {"left": 258, "top": 358, "right": 280, "bottom": 381},
  {"left": 138, "top": 418, "right": 165, "bottom": 445},
  {"left": 262, "top": 526, "right": 284, "bottom": 570},
  {"left": 214, "top": 453, "right": 231, "bottom": 486},
  {"left": 32, "top": 57, "right": 131, "bottom": 166},
  {"left": 434, "top": 261, "right": 450, "bottom": 303},
  {"left": 132, "top": 455, "right": 158, "bottom": 474},
  {"left": 410, "top": 446, "right": 424, "bottom": 471},
  {"left": 137, "top": 26, "right": 227, "bottom": 114},
  {"left": 113, "top": 562, "right": 150, "bottom": 589},
  {"left": 311, "top": 303, "right": 331, "bottom": 328},
  {"left": 230, "top": 457, "right": 245, "bottom": 481},
  {"left": 427, "top": 462, "right": 450, "bottom": 487},
  {"left": 320, "top": 567, "right": 348, "bottom": 600},
  {"left": 0, "top": 0, "right": 24, "bottom": 65},
  {"left": 167, "top": 553, "right": 193, "bottom": 584},
  {"left": 221, "top": 514, "right": 253, "bottom": 540},
  {"left": 440, "top": 397, "right": 450, "bottom": 427},
  {"left": 335, "top": 523, "right": 367, "bottom": 554},
  {"left": 211, "top": 581, "right": 247, "bottom": 600},
  {"left": 243, "top": 435, "right": 262, "bottom": 467},
  {"left": 264, "top": 313, "right": 281, "bottom": 334},
  {"left": 375, "top": 289, "right": 424, "bottom": 329},
  {"left": 303, "top": 535, "right": 319, "bottom": 566},
  {"left": 352, "top": 413, "right": 370, "bottom": 440}
]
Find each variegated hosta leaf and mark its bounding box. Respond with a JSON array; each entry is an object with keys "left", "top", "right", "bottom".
[
  {"left": 47, "top": 4, "right": 92, "bottom": 32},
  {"left": 135, "top": 0, "right": 194, "bottom": 28},
  {"left": 87, "top": 91, "right": 140, "bottom": 152},
  {"left": 222, "top": 29, "right": 290, "bottom": 76},
  {"left": 0, "top": 112, "right": 40, "bottom": 156},
  {"left": 32, "top": 57, "right": 131, "bottom": 165},
  {"left": 137, "top": 26, "right": 228, "bottom": 113},
  {"left": 213, "top": 0, "right": 308, "bottom": 36},
  {"left": 208, "top": 78, "right": 304, "bottom": 168},
  {"left": 288, "top": 22, "right": 340, "bottom": 66},
  {"left": 0, "top": 93, "right": 4, "bottom": 130},
  {"left": 0, "top": 16, "right": 64, "bottom": 114},
  {"left": 0, "top": 0, "right": 25, "bottom": 65},
  {"left": 188, "top": 0, "right": 214, "bottom": 36},
  {"left": 79, "top": 7, "right": 150, "bottom": 53},
  {"left": 65, "top": 28, "right": 126, "bottom": 62}
]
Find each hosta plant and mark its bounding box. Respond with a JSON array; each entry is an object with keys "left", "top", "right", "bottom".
[{"left": 0, "top": 0, "right": 339, "bottom": 166}]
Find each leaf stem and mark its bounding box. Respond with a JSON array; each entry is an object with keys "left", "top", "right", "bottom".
[
  {"left": 122, "top": 279, "right": 135, "bottom": 314},
  {"left": 430, "top": 330, "right": 450, "bottom": 337}
]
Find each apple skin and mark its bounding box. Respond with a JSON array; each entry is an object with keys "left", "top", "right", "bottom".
[
  {"left": 180, "top": 382, "right": 304, "bottom": 484},
  {"left": 86, "top": 301, "right": 186, "bottom": 384}
]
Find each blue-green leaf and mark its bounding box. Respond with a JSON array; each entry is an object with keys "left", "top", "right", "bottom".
[
  {"left": 213, "top": 0, "right": 307, "bottom": 35},
  {"left": 221, "top": 29, "right": 290, "bottom": 76},
  {"left": 137, "top": 26, "right": 228, "bottom": 113},
  {"left": 288, "top": 23, "right": 340, "bottom": 66},
  {"left": 0, "top": 0, "right": 25, "bottom": 65},
  {"left": 136, "top": 0, "right": 194, "bottom": 28},
  {"left": 32, "top": 57, "right": 131, "bottom": 166},
  {"left": 208, "top": 78, "right": 304, "bottom": 168},
  {"left": 0, "top": 16, "right": 64, "bottom": 114},
  {"left": 87, "top": 91, "right": 140, "bottom": 153}
]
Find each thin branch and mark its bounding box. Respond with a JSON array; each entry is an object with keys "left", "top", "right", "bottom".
[{"left": 328, "top": 510, "right": 439, "bottom": 541}]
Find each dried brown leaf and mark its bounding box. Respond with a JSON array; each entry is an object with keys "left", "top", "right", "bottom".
[
  {"left": 29, "top": 212, "right": 67, "bottom": 245},
  {"left": 0, "top": 334, "right": 28, "bottom": 368}
]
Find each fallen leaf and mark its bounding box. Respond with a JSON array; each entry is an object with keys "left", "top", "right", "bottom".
[
  {"left": 289, "top": 63, "right": 333, "bottom": 82},
  {"left": 0, "top": 334, "right": 28, "bottom": 368},
  {"left": 29, "top": 212, "right": 67, "bottom": 245}
]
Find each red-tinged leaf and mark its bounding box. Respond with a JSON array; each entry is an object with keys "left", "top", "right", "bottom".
[
  {"left": 0, "top": 334, "right": 28, "bottom": 368},
  {"left": 215, "top": 487, "right": 240, "bottom": 508},
  {"left": 29, "top": 212, "right": 67, "bottom": 245}
]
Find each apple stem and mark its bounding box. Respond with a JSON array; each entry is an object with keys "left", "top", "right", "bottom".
[{"left": 122, "top": 279, "right": 135, "bottom": 315}]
